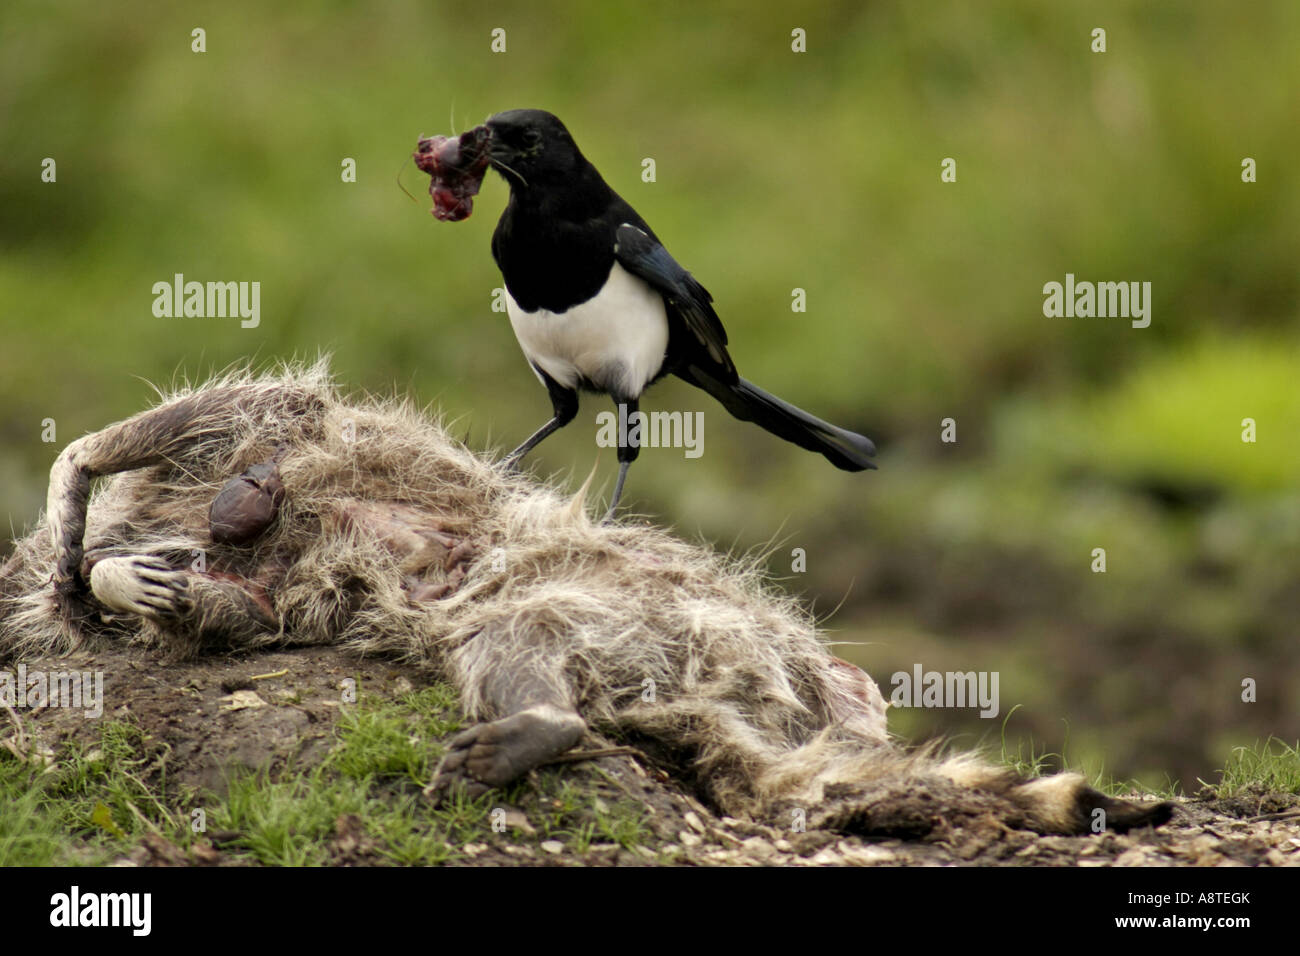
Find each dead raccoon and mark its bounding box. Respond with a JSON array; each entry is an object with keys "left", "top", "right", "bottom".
[{"left": 0, "top": 360, "right": 1172, "bottom": 838}]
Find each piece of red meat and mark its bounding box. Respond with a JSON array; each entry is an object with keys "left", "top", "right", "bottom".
[{"left": 413, "top": 126, "right": 491, "bottom": 222}]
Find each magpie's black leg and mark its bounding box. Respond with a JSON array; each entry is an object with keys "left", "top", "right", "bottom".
[
  {"left": 503, "top": 368, "right": 578, "bottom": 471},
  {"left": 602, "top": 397, "right": 640, "bottom": 523},
  {"left": 502, "top": 417, "right": 565, "bottom": 470}
]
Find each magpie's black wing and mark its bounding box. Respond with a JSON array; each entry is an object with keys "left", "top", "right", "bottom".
[{"left": 613, "top": 223, "right": 736, "bottom": 381}]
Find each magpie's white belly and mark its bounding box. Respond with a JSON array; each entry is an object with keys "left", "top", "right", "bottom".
[{"left": 505, "top": 262, "right": 669, "bottom": 398}]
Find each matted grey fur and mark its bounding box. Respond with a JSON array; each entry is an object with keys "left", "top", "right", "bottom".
[{"left": 0, "top": 360, "right": 1172, "bottom": 837}]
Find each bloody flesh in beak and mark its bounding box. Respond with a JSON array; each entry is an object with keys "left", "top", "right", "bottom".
[{"left": 413, "top": 125, "right": 491, "bottom": 221}]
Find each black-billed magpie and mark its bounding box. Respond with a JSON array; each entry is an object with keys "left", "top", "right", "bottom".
[{"left": 434, "top": 108, "right": 877, "bottom": 519}]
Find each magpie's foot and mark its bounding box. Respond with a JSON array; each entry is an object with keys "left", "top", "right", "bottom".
[{"left": 600, "top": 504, "right": 620, "bottom": 525}]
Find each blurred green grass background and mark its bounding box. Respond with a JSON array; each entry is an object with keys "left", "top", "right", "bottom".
[{"left": 2, "top": 0, "right": 1296, "bottom": 789}]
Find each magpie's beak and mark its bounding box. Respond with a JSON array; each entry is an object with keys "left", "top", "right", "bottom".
[
  {"left": 482, "top": 127, "right": 531, "bottom": 187},
  {"left": 464, "top": 123, "right": 493, "bottom": 159},
  {"left": 482, "top": 127, "right": 514, "bottom": 169}
]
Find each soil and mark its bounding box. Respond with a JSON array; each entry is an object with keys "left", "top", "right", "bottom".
[{"left": 7, "top": 644, "right": 1300, "bottom": 868}]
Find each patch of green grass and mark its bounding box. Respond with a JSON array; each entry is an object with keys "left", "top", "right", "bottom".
[
  {"left": 214, "top": 769, "right": 377, "bottom": 866},
  {"left": 527, "top": 772, "right": 650, "bottom": 852},
  {"left": 367, "top": 794, "right": 460, "bottom": 865},
  {"left": 997, "top": 705, "right": 1180, "bottom": 800},
  {"left": 998, "top": 705, "right": 1058, "bottom": 780},
  {"left": 533, "top": 777, "right": 587, "bottom": 831},
  {"left": 2, "top": 677, "right": 650, "bottom": 867},
  {"left": 202, "top": 679, "right": 482, "bottom": 865},
  {"left": 568, "top": 821, "right": 598, "bottom": 855},
  {"left": 0, "top": 685, "right": 466, "bottom": 866},
  {"left": 1203, "top": 738, "right": 1300, "bottom": 797},
  {"left": 0, "top": 761, "right": 76, "bottom": 866},
  {"left": 0, "top": 717, "right": 196, "bottom": 865},
  {"left": 592, "top": 800, "right": 651, "bottom": 849},
  {"left": 205, "top": 696, "right": 650, "bottom": 865},
  {"left": 53, "top": 721, "right": 195, "bottom": 834},
  {"left": 327, "top": 684, "right": 461, "bottom": 783}
]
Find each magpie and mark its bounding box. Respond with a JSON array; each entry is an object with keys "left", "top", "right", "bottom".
[{"left": 480, "top": 108, "right": 876, "bottom": 518}]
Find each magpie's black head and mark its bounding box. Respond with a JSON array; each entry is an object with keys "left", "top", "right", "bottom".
[{"left": 483, "top": 109, "right": 584, "bottom": 189}]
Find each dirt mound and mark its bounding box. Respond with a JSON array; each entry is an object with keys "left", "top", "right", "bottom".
[{"left": 5, "top": 644, "right": 1297, "bottom": 867}]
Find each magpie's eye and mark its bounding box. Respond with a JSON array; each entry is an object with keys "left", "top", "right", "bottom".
[{"left": 524, "top": 129, "right": 542, "bottom": 147}]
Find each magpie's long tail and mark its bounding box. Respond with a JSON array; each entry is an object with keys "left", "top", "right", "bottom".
[{"left": 677, "top": 369, "right": 877, "bottom": 471}]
